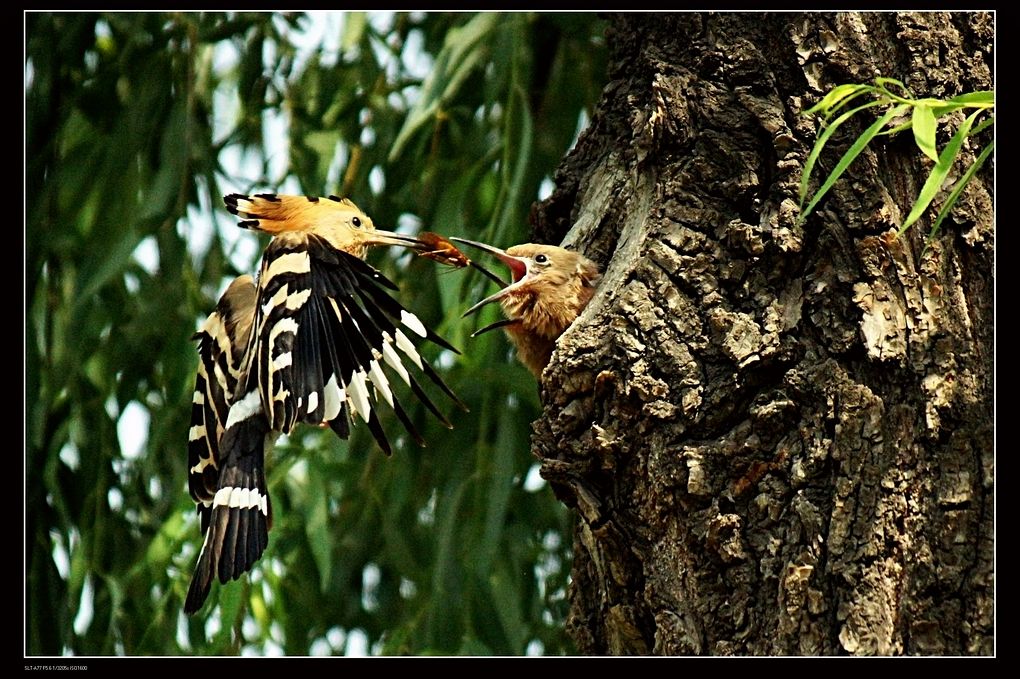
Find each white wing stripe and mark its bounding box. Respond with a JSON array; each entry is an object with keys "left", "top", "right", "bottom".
[
  {"left": 348, "top": 370, "right": 372, "bottom": 423},
  {"left": 265, "top": 251, "right": 311, "bottom": 280},
  {"left": 368, "top": 360, "right": 393, "bottom": 407},
  {"left": 225, "top": 389, "right": 262, "bottom": 429},
  {"left": 262, "top": 284, "right": 290, "bottom": 317},
  {"left": 380, "top": 335, "right": 411, "bottom": 386},
  {"left": 190, "top": 456, "right": 214, "bottom": 474},
  {"left": 268, "top": 317, "right": 299, "bottom": 343},
  {"left": 394, "top": 329, "right": 423, "bottom": 369},
  {"left": 285, "top": 288, "right": 312, "bottom": 310},
  {"left": 400, "top": 310, "right": 427, "bottom": 337},
  {"left": 323, "top": 374, "right": 344, "bottom": 422}
]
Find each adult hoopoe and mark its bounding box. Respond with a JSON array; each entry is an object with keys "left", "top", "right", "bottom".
[
  {"left": 185, "top": 193, "right": 475, "bottom": 614},
  {"left": 451, "top": 239, "right": 602, "bottom": 378}
]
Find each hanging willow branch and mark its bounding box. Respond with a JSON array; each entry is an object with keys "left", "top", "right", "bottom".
[{"left": 798, "top": 77, "right": 993, "bottom": 242}]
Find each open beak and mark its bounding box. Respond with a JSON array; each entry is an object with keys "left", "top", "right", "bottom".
[{"left": 449, "top": 237, "right": 533, "bottom": 318}]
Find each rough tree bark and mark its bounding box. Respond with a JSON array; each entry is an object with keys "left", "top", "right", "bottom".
[{"left": 530, "top": 12, "right": 993, "bottom": 656}]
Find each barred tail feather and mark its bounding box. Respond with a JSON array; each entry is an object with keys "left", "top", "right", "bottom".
[{"left": 184, "top": 393, "right": 273, "bottom": 615}]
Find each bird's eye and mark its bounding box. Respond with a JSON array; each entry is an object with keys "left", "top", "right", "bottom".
[
  {"left": 351, "top": 216, "right": 362, "bottom": 228},
  {"left": 535, "top": 254, "right": 549, "bottom": 264}
]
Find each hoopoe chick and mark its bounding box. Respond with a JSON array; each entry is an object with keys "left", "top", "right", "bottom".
[{"left": 452, "top": 238, "right": 602, "bottom": 378}]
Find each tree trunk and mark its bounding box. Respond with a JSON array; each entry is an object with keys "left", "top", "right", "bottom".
[{"left": 531, "top": 12, "right": 993, "bottom": 656}]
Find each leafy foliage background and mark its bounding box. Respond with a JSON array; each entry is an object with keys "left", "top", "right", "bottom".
[{"left": 26, "top": 11, "right": 607, "bottom": 656}]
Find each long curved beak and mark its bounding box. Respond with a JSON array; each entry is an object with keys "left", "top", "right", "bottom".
[
  {"left": 363, "top": 229, "right": 430, "bottom": 250},
  {"left": 450, "top": 237, "right": 532, "bottom": 318}
]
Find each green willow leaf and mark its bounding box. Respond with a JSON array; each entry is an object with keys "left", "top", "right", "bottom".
[
  {"left": 495, "top": 83, "right": 534, "bottom": 240},
  {"left": 427, "top": 476, "right": 470, "bottom": 646},
  {"left": 798, "top": 99, "right": 884, "bottom": 211},
  {"left": 912, "top": 104, "right": 939, "bottom": 162},
  {"left": 304, "top": 468, "right": 334, "bottom": 593},
  {"left": 801, "top": 83, "right": 873, "bottom": 117},
  {"left": 930, "top": 92, "right": 994, "bottom": 118},
  {"left": 70, "top": 222, "right": 141, "bottom": 316},
  {"left": 389, "top": 13, "right": 500, "bottom": 161},
  {"left": 899, "top": 108, "right": 985, "bottom": 234},
  {"left": 970, "top": 116, "right": 994, "bottom": 136},
  {"left": 488, "top": 566, "right": 527, "bottom": 652},
  {"left": 475, "top": 407, "right": 517, "bottom": 577},
  {"left": 946, "top": 90, "right": 994, "bottom": 106},
  {"left": 800, "top": 103, "right": 910, "bottom": 223},
  {"left": 341, "top": 12, "right": 366, "bottom": 52},
  {"left": 874, "top": 76, "right": 913, "bottom": 103},
  {"left": 926, "top": 139, "right": 994, "bottom": 244},
  {"left": 877, "top": 119, "right": 913, "bottom": 137}
]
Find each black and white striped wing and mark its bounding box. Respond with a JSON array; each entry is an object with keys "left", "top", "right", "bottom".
[
  {"left": 187, "top": 275, "right": 257, "bottom": 531},
  {"left": 248, "top": 232, "right": 463, "bottom": 453}
]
